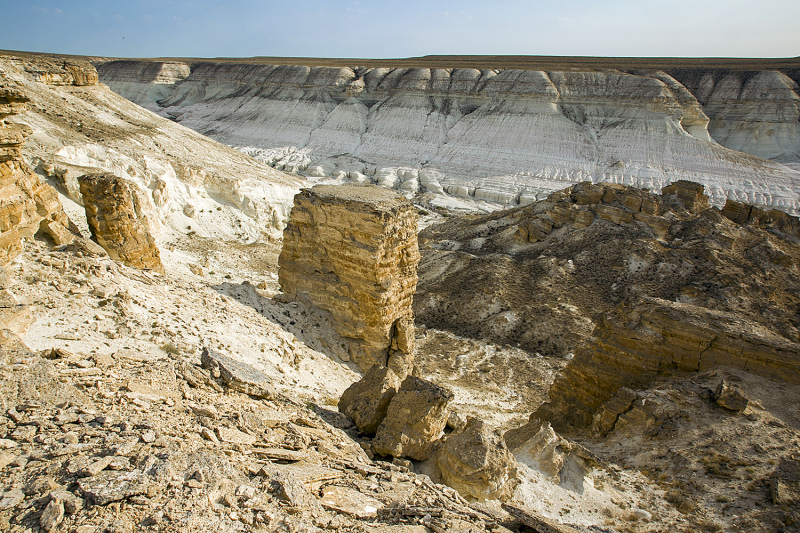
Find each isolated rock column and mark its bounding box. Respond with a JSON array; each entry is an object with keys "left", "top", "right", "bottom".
[
  {"left": 278, "top": 184, "right": 419, "bottom": 371},
  {"left": 78, "top": 173, "right": 163, "bottom": 272}
]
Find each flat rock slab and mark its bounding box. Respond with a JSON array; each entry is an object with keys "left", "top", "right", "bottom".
[
  {"left": 319, "top": 485, "right": 383, "bottom": 518},
  {"left": 252, "top": 447, "right": 307, "bottom": 462},
  {"left": 201, "top": 347, "right": 278, "bottom": 399},
  {"left": 216, "top": 427, "right": 256, "bottom": 446},
  {"left": 0, "top": 488, "right": 24, "bottom": 510},
  {"left": 77, "top": 469, "right": 149, "bottom": 505},
  {"left": 502, "top": 504, "right": 585, "bottom": 533}
]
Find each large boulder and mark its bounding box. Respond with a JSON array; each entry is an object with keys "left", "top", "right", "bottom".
[
  {"left": 436, "top": 417, "right": 517, "bottom": 501},
  {"left": 713, "top": 380, "right": 749, "bottom": 412},
  {"left": 78, "top": 173, "right": 163, "bottom": 272},
  {"left": 372, "top": 376, "right": 453, "bottom": 461},
  {"left": 338, "top": 365, "right": 401, "bottom": 434}
]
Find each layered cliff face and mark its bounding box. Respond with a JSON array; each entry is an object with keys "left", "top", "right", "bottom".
[
  {"left": 535, "top": 297, "right": 800, "bottom": 432},
  {"left": 0, "top": 78, "right": 76, "bottom": 265},
  {"left": 98, "top": 60, "right": 800, "bottom": 213},
  {"left": 278, "top": 184, "right": 419, "bottom": 371},
  {"left": 672, "top": 69, "right": 800, "bottom": 166}
]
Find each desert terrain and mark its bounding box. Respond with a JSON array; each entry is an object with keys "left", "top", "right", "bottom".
[{"left": 0, "top": 51, "right": 798, "bottom": 533}]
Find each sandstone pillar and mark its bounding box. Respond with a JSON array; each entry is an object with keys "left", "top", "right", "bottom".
[{"left": 278, "top": 184, "right": 419, "bottom": 372}]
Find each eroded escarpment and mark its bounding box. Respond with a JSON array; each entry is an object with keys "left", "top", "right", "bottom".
[
  {"left": 535, "top": 297, "right": 800, "bottom": 432},
  {"left": 0, "top": 78, "right": 77, "bottom": 265},
  {"left": 98, "top": 59, "right": 800, "bottom": 213},
  {"left": 0, "top": 52, "right": 302, "bottom": 247},
  {"left": 278, "top": 184, "right": 419, "bottom": 371}
]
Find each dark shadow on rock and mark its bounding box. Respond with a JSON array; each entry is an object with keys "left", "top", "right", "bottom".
[{"left": 210, "top": 281, "right": 360, "bottom": 374}]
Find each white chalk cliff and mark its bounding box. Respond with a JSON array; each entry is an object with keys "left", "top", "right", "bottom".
[{"left": 97, "top": 61, "right": 800, "bottom": 213}]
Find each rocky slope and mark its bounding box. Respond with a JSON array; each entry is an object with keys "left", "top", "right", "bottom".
[
  {"left": 416, "top": 181, "right": 800, "bottom": 433},
  {"left": 3, "top": 50, "right": 799, "bottom": 533},
  {"left": 0, "top": 53, "right": 302, "bottom": 246},
  {"left": 97, "top": 58, "right": 800, "bottom": 213}
]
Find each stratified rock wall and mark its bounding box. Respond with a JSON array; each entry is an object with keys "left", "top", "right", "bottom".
[
  {"left": 536, "top": 298, "right": 800, "bottom": 432},
  {"left": 77, "top": 173, "right": 163, "bottom": 272},
  {"left": 0, "top": 79, "right": 75, "bottom": 265},
  {"left": 279, "top": 184, "right": 419, "bottom": 371},
  {"left": 99, "top": 61, "right": 800, "bottom": 213}
]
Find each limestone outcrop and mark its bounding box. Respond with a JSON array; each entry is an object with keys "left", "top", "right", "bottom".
[
  {"left": 371, "top": 375, "right": 453, "bottom": 461},
  {"left": 77, "top": 173, "right": 164, "bottom": 272},
  {"left": 535, "top": 297, "right": 800, "bottom": 431},
  {"left": 23, "top": 57, "right": 99, "bottom": 86},
  {"left": 418, "top": 179, "right": 800, "bottom": 435},
  {"left": 435, "top": 417, "right": 517, "bottom": 501},
  {"left": 0, "top": 79, "right": 76, "bottom": 265},
  {"left": 278, "top": 184, "right": 419, "bottom": 371}
]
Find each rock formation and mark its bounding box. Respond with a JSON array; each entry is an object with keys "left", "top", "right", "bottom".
[
  {"left": 435, "top": 417, "right": 517, "bottom": 501},
  {"left": 535, "top": 297, "right": 800, "bottom": 431},
  {"left": 279, "top": 184, "right": 419, "bottom": 371},
  {"left": 418, "top": 179, "right": 800, "bottom": 436},
  {"left": 99, "top": 60, "right": 800, "bottom": 213},
  {"left": 371, "top": 375, "right": 453, "bottom": 461},
  {"left": 0, "top": 78, "right": 76, "bottom": 265},
  {"left": 77, "top": 173, "right": 164, "bottom": 272}
]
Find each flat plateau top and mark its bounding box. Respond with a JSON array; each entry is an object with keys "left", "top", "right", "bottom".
[
  {"left": 307, "top": 184, "right": 408, "bottom": 206},
  {"left": 4, "top": 50, "right": 799, "bottom": 72}
]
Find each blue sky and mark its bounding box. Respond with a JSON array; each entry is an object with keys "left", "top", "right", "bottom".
[{"left": 4, "top": 0, "right": 799, "bottom": 58}]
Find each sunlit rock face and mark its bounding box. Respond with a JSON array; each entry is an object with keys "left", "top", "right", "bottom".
[
  {"left": 278, "top": 184, "right": 419, "bottom": 372},
  {"left": 99, "top": 62, "right": 800, "bottom": 213}
]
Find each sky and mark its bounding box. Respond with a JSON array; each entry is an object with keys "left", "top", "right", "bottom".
[{"left": 3, "top": 0, "right": 799, "bottom": 59}]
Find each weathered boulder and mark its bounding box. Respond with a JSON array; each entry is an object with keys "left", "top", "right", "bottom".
[
  {"left": 662, "top": 180, "right": 710, "bottom": 214},
  {"left": 713, "top": 380, "right": 749, "bottom": 412},
  {"left": 78, "top": 173, "right": 163, "bottom": 272},
  {"left": 338, "top": 365, "right": 401, "bottom": 434},
  {"left": 506, "top": 419, "right": 567, "bottom": 479},
  {"left": 279, "top": 184, "right": 419, "bottom": 371},
  {"left": 436, "top": 417, "right": 517, "bottom": 500},
  {"left": 372, "top": 375, "right": 453, "bottom": 460}
]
